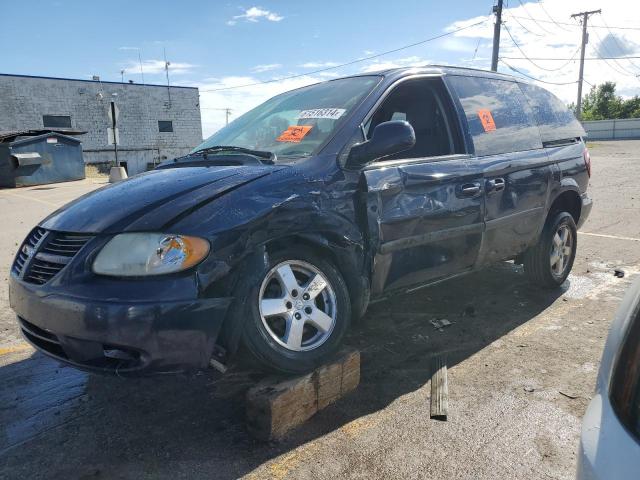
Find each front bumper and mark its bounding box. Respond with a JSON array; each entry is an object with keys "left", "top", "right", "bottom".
[{"left": 9, "top": 275, "right": 232, "bottom": 374}]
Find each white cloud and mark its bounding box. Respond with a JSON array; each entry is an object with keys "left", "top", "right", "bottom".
[
  {"left": 317, "top": 71, "right": 340, "bottom": 78},
  {"left": 251, "top": 63, "right": 282, "bottom": 73},
  {"left": 123, "top": 59, "right": 196, "bottom": 75},
  {"left": 445, "top": 0, "right": 640, "bottom": 103},
  {"left": 359, "top": 55, "right": 429, "bottom": 73},
  {"left": 299, "top": 61, "right": 340, "bottom": 68},
  {"left": 229, "top": 6, "right": 284, "bottom": 25}
]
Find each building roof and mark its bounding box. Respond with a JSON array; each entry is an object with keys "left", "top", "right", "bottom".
[
  {"left": 0, "top": 129, "right": 87, "bottom": 143},
  {"left": 0, "top": 72, "right": 198, "bottom": 90}
]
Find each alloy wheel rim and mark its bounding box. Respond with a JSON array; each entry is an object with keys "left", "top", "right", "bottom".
[
  {"left": 258, "top": 260, "right": 337, "bottom": 352},
  {"left": 550, "top": 225, "right": 573, "bottom": 278}
]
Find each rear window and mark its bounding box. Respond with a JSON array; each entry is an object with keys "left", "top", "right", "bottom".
[
  {"left": 448, "top": 76, "right": 542, "bottom": 157},
  {"left": 518, "top": 83, "right": 585, "bottom": 144}
]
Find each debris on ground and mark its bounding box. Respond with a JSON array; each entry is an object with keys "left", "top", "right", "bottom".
[
  {"left": 614, "top": 269, "right": 625, "bottom": 278},
  {"left": 463, "top": 305, "right": 476, "bottom": 317},
  {"left": 524, "top": 386, "right": 535, "bottom": 393},
  {"left": 517, "top": 343, "right": 529, "bottom": 348},
  {"left": 559, "top": 391, "right": 578, "bottom": 400},
  {"left": 430, "top": 318, "right": 453, "bottom": 330},
  {"left": 411, "top": 333, "right": 429, "bottom": 342}
]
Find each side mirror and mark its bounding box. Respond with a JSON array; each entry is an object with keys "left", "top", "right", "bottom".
[{"left": 346, "top": 120, "right": 416, "bottom": 168}]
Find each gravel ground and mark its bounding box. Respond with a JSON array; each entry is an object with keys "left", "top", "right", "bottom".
[{"left": 1, "top": 140, "right": 639, "bottom": 479}]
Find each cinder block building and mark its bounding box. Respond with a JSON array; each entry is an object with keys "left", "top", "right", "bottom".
[{"left": 0, "top": 73, "right": 203, "bottom": 175}]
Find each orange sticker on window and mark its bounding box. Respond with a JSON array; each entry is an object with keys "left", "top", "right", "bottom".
[
  {"left": 477, "top": 109, "right": 497, "bottom": 132},
  {"left": 276, "top": 125, "right": 313, "bottom": 143}
]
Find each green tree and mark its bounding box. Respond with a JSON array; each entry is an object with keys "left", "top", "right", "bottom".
[
  {"left": 580, "top": 82, "right": 623, "bottom": 120},
  {"left": 619, "top": 96, "right": 640, "bottom": 119}
]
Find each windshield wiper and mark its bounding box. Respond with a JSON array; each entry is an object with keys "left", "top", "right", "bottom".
[{"left": 192, "top": 146, "right": 276, "bottom": 164}]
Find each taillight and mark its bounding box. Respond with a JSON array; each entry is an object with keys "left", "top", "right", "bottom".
[
  {"left": 610, "top": 307, "right": 640, "bottom": 441},
  {"left": 583, "top": 147, "right": 591, "bottom": 178}
]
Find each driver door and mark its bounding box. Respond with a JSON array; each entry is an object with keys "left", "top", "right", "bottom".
[{"left": 360, "top": 77, "right": 485, "bottom": 295}]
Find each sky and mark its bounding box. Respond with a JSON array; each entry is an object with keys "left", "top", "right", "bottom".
[{"left": 1, "top": 0, "right": 639, "bottom": 137}]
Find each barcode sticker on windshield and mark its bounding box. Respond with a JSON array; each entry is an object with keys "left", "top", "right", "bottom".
[{"left": 298, "top": 108, "right": 346, "bottom": 120}]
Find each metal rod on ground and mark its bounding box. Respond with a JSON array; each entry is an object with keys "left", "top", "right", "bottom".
[
  {"left": 572, "top": 9, "right": 601, "bottom": 120},
  {"left": 430, "top": 355, "right": 448, "bottom": 421},
  {"left": 491, "top": 0, "right": 504, "bottom": 72}
]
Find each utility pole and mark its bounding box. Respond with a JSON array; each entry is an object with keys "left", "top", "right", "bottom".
[
  {"left": 210, "top": 108, "right": 232, "bottom": 126},
  {"left": 164, "top": 48, "right": 172, "bottom": 107},
  {"left": 491, "top": 0, "right": 504, "bottom": 72},
  {"left": 571, "top": 9, "right": 601, "bottom": 120}
]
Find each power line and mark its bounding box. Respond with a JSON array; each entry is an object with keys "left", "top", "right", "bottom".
[
  {"left": 509, "top": 15, "right": 640, "bottom": 31},
  {"left": 499, "top": 58, "right": 578, "bottom": 85},
  {"left": 501, "top": 55, "right": 640, "bottom": 61},
  {"left": 503, "top": 23, "right": 580, "bottom": 72},
  {"left": 504, "top": 10, "right": 543, "bottom": 37},
  {"left": 536, "top": 1, "right": 573, "bottom": 33},
  {"left": 200, "top": 19, "right": 489, "bottom": 93},
  {"left": 601, "top": 15, "right": 640, "bottom": 73},
  {"left": 516, "top": 0, "right": 554, "bottom": 35},
  {"left": 590, "top": 25, "right": 639, "bottom": 78}
]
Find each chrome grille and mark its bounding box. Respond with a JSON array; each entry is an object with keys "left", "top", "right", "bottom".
[
  {"left": 12, "top": 228, "right": 46, "bottom": 276},
  {"left": 13, "top": 228, "right": 94, "bottom": 285},
  {"left": 41, "top": 233, "right": 94, "bottom": 256}
]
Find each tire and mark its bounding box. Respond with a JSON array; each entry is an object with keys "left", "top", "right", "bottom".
[
  {"left": 239, "top": 247, "right": 351, "bottom": 374},
  {"left": 523, "top": 211, "right": 577, "bottom": 288}
]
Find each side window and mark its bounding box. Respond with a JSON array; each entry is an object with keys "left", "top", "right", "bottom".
[
  {"left": 448, "top": 76, "right": 542, "bottom": 157},
  {"left": 366, "top": 78, "right": 464, "bottom": 160},
  {"left": 518, "top": 83, "right": 585, "bottom": 144}
]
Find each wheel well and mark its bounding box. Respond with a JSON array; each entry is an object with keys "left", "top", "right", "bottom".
[{"left": 549, "top": 190, "right": 581, "bottom": 225}]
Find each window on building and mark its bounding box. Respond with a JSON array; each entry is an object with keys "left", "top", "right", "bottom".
[
  {"left": 43, "top": 115, "right": 72, "bottom": 129},
  {"left": 158, "top": 120, "right": 174, "bottom": 132}
]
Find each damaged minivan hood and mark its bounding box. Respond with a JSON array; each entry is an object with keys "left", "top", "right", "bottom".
[{"left": 40, "top": 165, "right": 276, "bottom": 233}]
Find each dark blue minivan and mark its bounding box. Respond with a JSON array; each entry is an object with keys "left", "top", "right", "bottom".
[{"left": 9, "top": 66, "right": 592, "bottom": 374}]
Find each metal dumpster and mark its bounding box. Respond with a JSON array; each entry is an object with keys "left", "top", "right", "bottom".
[{"left": 0, "top": 129, "right": 86, "bottom": 187}]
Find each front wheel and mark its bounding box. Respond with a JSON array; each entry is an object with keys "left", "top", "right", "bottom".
[
  {"left": 523, "top": 211, "right": 577, "bottom": 288},
  {"left": 239, "top": 248, "right": 351, "bottom": 374}
]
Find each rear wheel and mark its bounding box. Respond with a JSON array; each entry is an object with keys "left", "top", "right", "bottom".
[
  {"left": 523, "top": 211, "right": 577, "bottom": 288},
  {"left": 240, "top": 248, "right": 351, "bottom": 374}
]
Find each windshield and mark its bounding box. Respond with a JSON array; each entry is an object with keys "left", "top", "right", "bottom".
[{"left": 193, "top": 76, "right": 381, "bottom": 160}]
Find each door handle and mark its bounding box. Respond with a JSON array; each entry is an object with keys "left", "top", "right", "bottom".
[
  {"left": 458, "top": 182, "right": 481, "bottom": 197},
  {"left": 486, "top": 177, "right": 505, "bottom": 194}
]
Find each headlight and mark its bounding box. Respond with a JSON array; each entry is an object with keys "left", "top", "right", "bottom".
[{"left": 93, "top": 233, "right": 210, "bottom": 276}]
